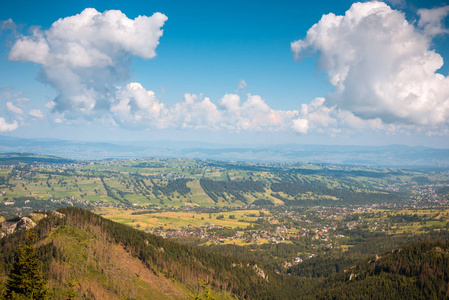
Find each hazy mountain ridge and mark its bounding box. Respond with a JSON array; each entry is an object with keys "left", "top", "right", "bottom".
[{"left": 1, "top": 135, "right": 448, "bottom": 168}]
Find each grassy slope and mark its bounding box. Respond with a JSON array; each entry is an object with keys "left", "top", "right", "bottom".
[
  {"left": 97, "top": 208, "right": 260, "bottom": 230},
  {"left": 44, "top": 224, "right": 188, "bottom": 299}
]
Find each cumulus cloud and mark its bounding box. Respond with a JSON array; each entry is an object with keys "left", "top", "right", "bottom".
[
  {"left": 110, "top": 82, "right": 167, "bottom": 128},
  {"left": 6, "top": 9, "right": 303, "bottom": 134},
  {"left": 291, "top": 1, "right": 449, "bottom": 132},
  {"left": 6, "top": 102, "right": 23, "bottom": 114},
  {"left": 110, "top": 83, "right": 298, "bottom": 131},
  {"left": 292, "top": 118, "right": 309, "bottom": 134},
  {"left": 29, "top": 109, "right": 44, "bottom": 119},
  {"left": 9, "top": 8, "right": 167, "bottom": 118},
  {"left": 0, "top": 117, "right": 18, "bottom": 132},
  {"left": 169, "top": 94, "right": 223, "bottom": 129},
  {"left": 219, "top": 94, "right": 298, "bottom": 131},
  {"left": 0, "top": 88, "right": 22, "bottom": 131},
  {"left": 291, "top": 97, "right": 385, "bottom": 135},
  {"left": 10, "top": 3, "right": 449, "bottom": 138},
  {"left": 418, "top": 6, "right": 449, "bottom": 36},
  {"left": 7, "top": 6, "right": 395, "bottom": 135}
]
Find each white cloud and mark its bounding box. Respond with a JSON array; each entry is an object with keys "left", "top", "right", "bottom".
[
  {"left": 10, "top": 3, "right": 449, "bottom": 139},
  {"left": 45, "top": 101, "right": 56, "bottom": 110},
  {"left": 1, "top": 88, "right": 25, "bottom": 131},
  {"left": 7, "top": 11, "right": 302, "bottom": 134},
  {"left": 111, "top": 82, "right": 168, "bottom": 128},
  {"left": 6, "top": 102, "right": 23, "bottom": 114},
  {"left": 0, "top": 117, "right": 18, "bottom": 132},
  {"left": 29, "top": 109, "right": 44, "bottom": 119},
  {"left": 217, "top": 93, "right": 298, "bottom": 132},
  {"left": 110, "top": 83, "right": 298, "bottom": 132},
  {"left": 231, "top": 94, "right": 297, "bottom": 131},
  {"left": 291, "top": 97, "right": 385, "bottom": 135},
  {"left": 169, "top": 94, "right": 223, "bottom": 129},
  {"left": 0, "top": 87, "right": 46, "bottom": 131},
  {"left": 9, "top": 8, "right": 167, "bottom": 118},
  {"left": 418, "top": 6, "right": 449, "bottom": 36},
  {"left": 291, "top": 1, "right": 449, "bottom": 131},
  {"left": 336, "top": 110, "right": 383, "bottom": 131},
  {"left": 292, "top": 118, "right": 309, "bottom": 134},
  {"left": 297, "top": 98, "right": 336, "bottom": 130},
  {"left": 10, "top": 8, "right": 167, "bottom": 66}
]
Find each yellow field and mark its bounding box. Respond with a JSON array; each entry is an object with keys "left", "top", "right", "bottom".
[
  {"left": 372, "top": 208, "right": 449, "bottom": 221},
  {"left": 96, "top": 207, "right": 267, "bottom": 230},
  {"left": 336, "top": 244, "right": 354, "bottom": 252},
  {"left": 201, "top": 238, "right": 269, "bottom": 246}
]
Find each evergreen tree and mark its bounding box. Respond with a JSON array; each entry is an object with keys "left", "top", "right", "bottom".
[
  {"left": 65, "top": 275, "right": 77, "bottom": 300},
  {"left": 4, "top": 231, "right": 48, "bottom": 300},
  {"left": 194, "top": 277, "right": 216, "bottom": 300}
]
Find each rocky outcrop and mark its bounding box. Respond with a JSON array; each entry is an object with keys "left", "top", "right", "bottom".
[
  {"left": 0, "top": 211, "right": 67, "bottom": 239},
  {"left": 1, "top": 216, "right": 37, "bottom": 238},
  {"left": 230, "top": 262, "right": 268, "bottom": 281},
  {"left": 16, "top": 217, "right": 37, "bottom": 231},
  {"left": 253, "top": 264, "right": 268, "bottom": 281},
  {"left": 49, "top": 211, "right": 66, "bottom": 219}
]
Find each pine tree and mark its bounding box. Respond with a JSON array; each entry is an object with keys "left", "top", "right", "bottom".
[
  {"left": 65, "top": 275, "right": 77, "bottom": 300},
  {"left": 4, "top": 231, "right": 48, "bottom": 300},
  {"left": 194, "top": 276, "right": 217, "bottom": 300}
]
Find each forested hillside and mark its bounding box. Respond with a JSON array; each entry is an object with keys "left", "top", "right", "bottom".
[
  {"left": 314, "top": 239, "right": 449, "bottom": 299},
  {"left": 0, "top": 208, "right": 315, "bottom": 299},
  {"left": 1, "top": 208, "right": 449, "bottom": 299}
]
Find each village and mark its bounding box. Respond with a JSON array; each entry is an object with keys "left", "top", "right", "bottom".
[{"left": 145, "top": 201, "right": 449, "bottom": 269}]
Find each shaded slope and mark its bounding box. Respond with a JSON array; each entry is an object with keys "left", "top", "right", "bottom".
[{"left": 313, "top": 239, "right": 449, "bottom": 299}]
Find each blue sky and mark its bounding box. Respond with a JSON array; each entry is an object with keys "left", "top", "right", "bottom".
[{"left": 1, "top": 0, "right": 449, "bottom": 147}]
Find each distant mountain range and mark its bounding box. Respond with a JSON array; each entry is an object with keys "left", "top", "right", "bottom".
[{"left": 1, "top": 135, "right": 448, "bottom": 168}]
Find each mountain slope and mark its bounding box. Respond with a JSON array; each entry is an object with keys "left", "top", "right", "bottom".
[
  {"left": 45, "top": 224, "right": 187, "bottom": 299},
  {"left": 2, "top": 208, "right": 449, "bottom": 299},
  {"left": 313, "top": 239, "right": 449, "bottom": 299},
  {"left": 0, "top": 208, "right": 313, "bottom": 299}
]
